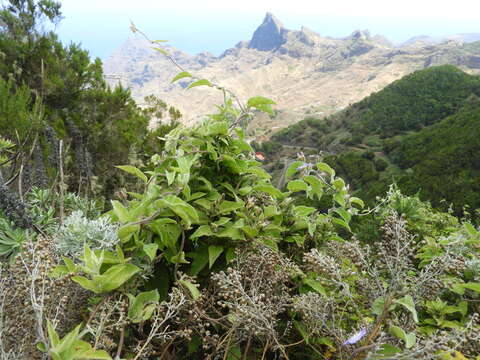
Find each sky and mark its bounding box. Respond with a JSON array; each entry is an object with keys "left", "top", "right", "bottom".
[{"left": 55, "top": 0, "right": 480, "bottom": 60}]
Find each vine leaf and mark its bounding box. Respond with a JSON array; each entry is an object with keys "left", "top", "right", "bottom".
[
  {"left": 389, "top": 325, "right": 416, "bottom": 349},
  {"left": 179, "top": 279, "right": 201, "bottom": 300},
  {"left": 394, "top": 295, "right": 418, "bottom": 323},
  {"left": 171, "top": 71, "right": 193, "bottom": 83},
  {"left": 246, "top": 96, "right": 276, "bottom": 107},
  {"left": 303, "top": 279, "right": 326, "bottom": 295},
  {"left": 287, "top": 180, "right": 308, "bottom": 192},
  {"left": 208, "top": 245, "right": 224, "bottom": 268},
  {"left": 187, "top": 79, "right": 212, "bottom": 89},
  {"left": 152, "top": 47, "right": 169, "bottom": 56},
  {"left": 285, "top": 161, "right": 304, "bottom": 179},
  {"left": 246, "top": 96, "right": 276, "bottom": 115},
  {"left": 116, "top": 165, "right": 147, "bottom": 183}
]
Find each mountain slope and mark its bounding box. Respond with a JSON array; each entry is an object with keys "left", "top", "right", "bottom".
[
  {"left": 271, "top": 65, "right": 480, "bottom": 148},
  {"left": 104, "top": 14, "right": 480, "bottom": 132},
  {"left": 262, "top": 66, "right": 480, "bottom": 215},
  {"left": 388, "top": 98, "right": 480, "bottom": 210}
]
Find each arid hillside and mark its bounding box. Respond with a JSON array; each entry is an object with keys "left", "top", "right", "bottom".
[{"left": 104, "top": 13, "right": 480, "bottom": 138}]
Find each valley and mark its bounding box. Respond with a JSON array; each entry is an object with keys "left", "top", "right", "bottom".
[{"left": 105, "top": 13, "right": 480, "bottom": 139}]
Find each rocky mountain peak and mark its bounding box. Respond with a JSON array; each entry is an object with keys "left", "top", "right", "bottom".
[
  {"left": 264, "top": 12, "right": 283, "bottom": 27},
  {"left": 349, "top": 29, "right": 371, "bottom": 41},
  {"left": 249, "top": 12, "right": 287, "bottom": 51}
]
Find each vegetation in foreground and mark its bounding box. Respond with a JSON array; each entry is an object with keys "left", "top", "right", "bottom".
[{"left": 2, "top": 106, "right": 480, "bottom": 359}]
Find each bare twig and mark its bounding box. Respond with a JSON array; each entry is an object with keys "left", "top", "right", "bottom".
[
  {"left": 58, "top": 140, "right": 65, "bottom": 225},
  {"left": 158, "top": 339, "right": 174, "bottom": 360},
  {"left": 242, "top": 336, "right": 252, "bottom": 360},
  {"left": 261, "top": 341, "right": 269, "bottom": 360},
  {"left": 132, "top": 288, "right": 187, "bottom": 360},
  {"left": 86, "top": 296, "right": 110, "bottom": 327},
  {"left": 2, "top": 171, "right": 19, "bottom": 187},
  {"left": 18, "top": 163, "right": 24, "bottom": 202},
  {"left": 353, "top": 295, "right": 394, "bottom": 360},
  {"left": 221, "top": 331, "right": 234, "bottom": 360},
  {"left": 173, "top": 227, "right": 186, "bottom": 281},
  {"left": 116, "top": 324, "right": 125, "bottom": 359}
]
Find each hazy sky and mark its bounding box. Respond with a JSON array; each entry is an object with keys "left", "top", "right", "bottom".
[{"left": 55, "top": 0, "right": 480, "bottom": 60}]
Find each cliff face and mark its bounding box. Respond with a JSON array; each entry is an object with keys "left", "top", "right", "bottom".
[
  {"left": 248, "top": 12, "right": 287, "bottom": 51},
  {"left": 104, "top": 14, "right": 480, "bottom": 135}
]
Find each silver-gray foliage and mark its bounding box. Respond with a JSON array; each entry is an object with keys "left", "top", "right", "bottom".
[{"left": 55, "top": 211, "right": 119, "bottom": 256}]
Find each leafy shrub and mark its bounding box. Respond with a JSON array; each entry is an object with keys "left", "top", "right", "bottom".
[
  {"left": 38, "top": 30, "right": 366, "bottom": 356},
  {"left": 346, "top": 133, "right": 364, "bottom": 145},
  {"left": 375, "top": 158, "right": 389, "bottom": 171},
  {"left": 260, "top": 139, "right": 283, "bottom": 155},
  {"left": 362, "top": 150, "right": 375, "bottom": 160},
  {"left": 325, "top": 152, "right": 379, "bottom": 190},
  {"left": 0, "top": 215, "right": 28, "bottom": 259},
  {"left": 365, "top": 135, "right": 382, "bottom": 147},
  {"left": 25, "top": 187, "right": 104, "bottom": 235}
]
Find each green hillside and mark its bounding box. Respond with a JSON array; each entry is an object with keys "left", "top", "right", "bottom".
[
  {"left": 346, "top": 65, "right": 480, "bottom": 138},
  {"left": 271, "top": 65, "right": 480, "bottom": 149},
  {"left": 263, "top": 66, "right": 480, "bottom": 216},
  {"left": 389, "top": 98, "right": 480, "bottom": 212}
]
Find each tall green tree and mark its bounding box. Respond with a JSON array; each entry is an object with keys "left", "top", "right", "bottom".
[{"left": 0, "top": 0, "right": 152, "bottom": 198}]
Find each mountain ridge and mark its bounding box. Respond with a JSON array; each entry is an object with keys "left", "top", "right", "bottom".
[{"left": 104, "top": 13, "right": 480, "bottom": 133}]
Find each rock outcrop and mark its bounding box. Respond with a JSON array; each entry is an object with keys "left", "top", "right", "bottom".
[{"left": 248, "top": 12, "right": 287, "bottom": 51}]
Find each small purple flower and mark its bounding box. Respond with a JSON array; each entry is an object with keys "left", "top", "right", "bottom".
[{"left": 343, "top": 328, "right": 367, "bottom": 345}]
